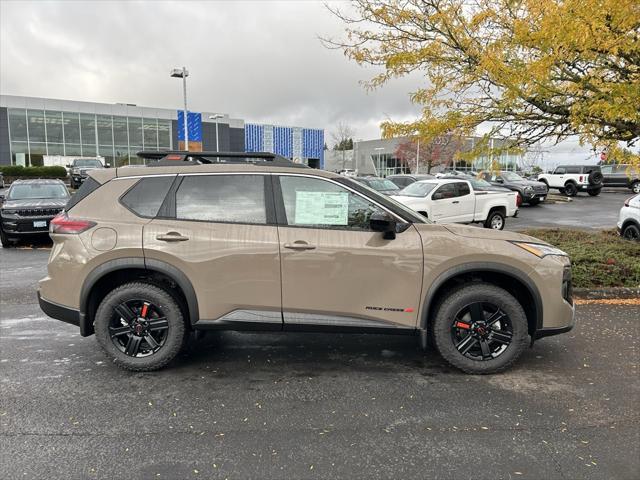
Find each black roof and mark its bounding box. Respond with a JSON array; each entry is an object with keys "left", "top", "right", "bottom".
[{"left": 137, "top": 150, "right": 309, "bottom": 168}]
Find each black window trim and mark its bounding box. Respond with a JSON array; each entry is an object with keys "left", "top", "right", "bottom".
[
  {"left": 155, "top": 172, "right": 276, "bottom": 226},
  {"left": 272, "top": 173, "right": 411, "bottom": 231},
  {"left": 118, "top": 174, "right": 178, "bottom": 219}
]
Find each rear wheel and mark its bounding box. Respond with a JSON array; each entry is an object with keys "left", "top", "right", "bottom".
[
  {"left": 484, "top": 210, "right": 505, "bottom": 230},
  {"left": 622, "top": 224, "right": 640, "bottom": 241},
  {"left": 587, "top": 188, "right": 601, "bottom": 197},
  {"left": 631, "top": 181, "right": 640, "bottom": 194},
  {"left": 564, "top": 182, "right": 578, "bottom": 197},
  {"left": 94, "top": 282, "right": 187, "bottom": 371},
  {"left": 432, "top": 284, "right": 529, "bottom": 374}
]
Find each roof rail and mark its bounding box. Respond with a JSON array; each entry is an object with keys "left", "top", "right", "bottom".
[{"left": 137, "top": 151, "right": 309, "bottom": 168}]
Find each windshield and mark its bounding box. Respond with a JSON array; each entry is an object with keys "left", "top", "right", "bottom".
[
  {"left": 73, "top": 159, "right": 102, "bottom": 168},
  {"left": 501, "top": 171, "right": 524, "bottom": 181},
  {"left": 8, "top": 183, "right": 69, "bottom": 200},
  {"left": 367, "top": 179, "right": 398, "bottom": 191},
  {"left": 398, "top": 181, "right": 437, "bottom": 197}
]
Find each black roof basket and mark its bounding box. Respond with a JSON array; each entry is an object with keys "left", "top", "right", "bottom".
[{"left": 136, "top": 150, "right": 309, "bottom": 168}]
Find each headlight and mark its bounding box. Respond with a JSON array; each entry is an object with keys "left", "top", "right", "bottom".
[
  {"left": 1, "top": 209, "right": 16, "bottom": 215},
  {"left": 523, "top": 186, "right": 534, "bottom": 193},
  {"left": 512, "top": 241, "right": 568, "bottom": 258},
  {"left": 72, "top": 168, "right": 80, "bottom": 174}
]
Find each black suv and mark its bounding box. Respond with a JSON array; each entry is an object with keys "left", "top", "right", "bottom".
[
  {"left": 481, "top": 171, "right": 549, "bottom": 205},
  {"left": 67, "top": 158, "right": 108, "bottom": 189},
  {"left": 601, "top": 164, "right": 640, "bottom": 194},
  {"left": 386, "top": 174, "right": 435, "bottom": 189},
  {"left": 0, "top": 179, "right": 70, "bottom": 247}
]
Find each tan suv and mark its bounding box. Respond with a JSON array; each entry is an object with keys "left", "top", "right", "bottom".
[{"left": 38, "top": 151, "right": 575, "bottom": 374}]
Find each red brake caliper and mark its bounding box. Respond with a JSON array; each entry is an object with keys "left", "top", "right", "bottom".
[
  {"left": 455, "top": 321, "right": 471, "bottom": 330},
  {"left": 140, "top": 302, "right": 149, "bottom": 318}
]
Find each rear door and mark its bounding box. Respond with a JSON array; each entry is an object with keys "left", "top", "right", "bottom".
[
  {"left": 274, "top": 174, "right": 423, "bottom": 330},
  {"left": 142, "top": 173, "right": 282, "bottom": 327}
]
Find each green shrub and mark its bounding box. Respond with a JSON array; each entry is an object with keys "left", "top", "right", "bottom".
[{"left": 0, "top": 166, "right": 68, "bottom": 178}]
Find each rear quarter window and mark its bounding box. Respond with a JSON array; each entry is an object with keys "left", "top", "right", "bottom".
[
  {"left": 120, "top": 176, "right": 175, "bottom": 218},
  {"left": 66, "top": 177, "right": 101, "bottom": 211}
]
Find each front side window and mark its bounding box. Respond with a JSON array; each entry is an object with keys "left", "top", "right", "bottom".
[
  {"left": 432, "top": 183, "right": 457, "bottom": 199},
  {"left": 555, "top": 167, "right": 566, "bottom": 174},
  {"left": 279, "top": 176, "right": 384, "bottom": 230},
  {"left": 175, "top": 175, "right": 266, "bottom": 224}
]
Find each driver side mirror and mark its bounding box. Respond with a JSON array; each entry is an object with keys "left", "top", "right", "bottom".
[{"left": 370, "top": 211, "right": 397, "bottom": 240}]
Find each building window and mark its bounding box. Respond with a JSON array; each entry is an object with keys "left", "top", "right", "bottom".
[
  {"left": 80, "top": 113, "right": 97, "bottom": 148},
  {"left": 113, "top": 116, "right": 128, "bottom": 145},
  {"left": 62, "top": 112, "right": 81, "bottom": 144},
  {"left": 27, "top": 110, "right": 46, "bottom": 143},
  {"left": 158, "top": 120, "right": 171, "bottom": 149},
  {"left": 128, "top": 117, "right": 143, "bottom": 147},
  {"left": 8, "top": 109, "right": 28, "bottom": 142},
  {"left": 96, "top": 115, "right": 113, "bottom": 146},
  {"left": 29, "top": 142, "right": 46, "bottom": 166},
  {"left": 45, "top": 111, "right": 64, "bottom": 144},
  {"left": 143, "top": 118, "right": 158, "bottom": 149},
  {"left": 10, "top": 141, "right": 28, "bottom": 166}
]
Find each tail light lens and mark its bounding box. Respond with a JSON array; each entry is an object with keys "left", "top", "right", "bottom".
[
  {"left": 516, "top": 193, "right": 522, "bottom": 206},
  {"left": 624, "top": 196, "right": 634, "bottom": 207},
  {"left": 50, "top": 212, "right": 96, "bottom": 234}
]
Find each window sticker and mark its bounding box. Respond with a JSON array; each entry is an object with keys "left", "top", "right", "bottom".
[{"left": 294, "top": 191, "right": 349, "bottom": 225}]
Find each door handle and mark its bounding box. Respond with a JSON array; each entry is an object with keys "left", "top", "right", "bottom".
[
  {"left": 451, "top": 200, "right": 460, "bottom": 204},
  {"left": 284, "top": 241, "right": 316, "bottom": 251},
  {"left": 156, "top": 232, "right": 189, "bottom": 242}
]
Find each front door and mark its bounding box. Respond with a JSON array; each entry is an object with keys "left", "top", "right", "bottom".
[
  {"left": 142, "top": 173, "right": 282, "bottom": 327},
  {"left": 275, "top": 174, "right": 423, "bottom": 330}
]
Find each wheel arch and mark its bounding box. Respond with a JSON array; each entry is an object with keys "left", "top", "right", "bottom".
[
  {"left": 621, "top": 218, "right": 640, "bottom": 232},
  {"left": 79, "top": 258, "right": 199, "bottom": 336},
  {"left": 421, "top": 262, "right": 543, "bottom": 338}
]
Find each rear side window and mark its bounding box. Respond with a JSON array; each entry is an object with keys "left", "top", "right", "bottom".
[
  {"left": 121, "top": 176, "right": 175, "bottom": 218},
  {"left": 66, "top": 177, "right": 101, "bottom": 211},
  {"left": 566, "top": 166, "right": 581, "bottom": 174},
  {"left": 175, "top": 175, "right": 267, "bottom": 224}
]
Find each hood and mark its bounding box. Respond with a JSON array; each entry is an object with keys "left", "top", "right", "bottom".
[
  {"left": 2, "top": 198, "right": 69, "bottom": 209},
  {"left": 508, "top": 179, "right": 547, "bottom": 188},
  {"left": 441, "top": 224, "right": 548, "bottom": 243},
  {"left": 391, "top": 195, "right": 424, "bottom": 206}
]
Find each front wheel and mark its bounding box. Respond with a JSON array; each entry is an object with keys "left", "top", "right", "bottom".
[
  {"left": 587, "top": 188, "right": 601, "bottom": 197},
  {"left": 631, "top": 181, "right": 640, "bottom": 194},
  {"left": 484, "top": 210, "right": 505, "bottom": 230},
  {"left": 622, "top": 224, "right": 640, "bottom": 241},
  {"left": 0, "top": 228, "right": 14, "bottom": 248},
  {"left": 527, "top": 198, "right": 541, "bottom": 206},
  {"left": 431, "top": 284, "right": 529, "bottom": 374},
  {"left": 94, "top": 282, "right": 187, "bottom": 371}
]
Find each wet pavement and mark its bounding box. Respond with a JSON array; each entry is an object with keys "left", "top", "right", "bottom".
[{"left": 1, "top": 247, "right": 638, "bottom": 479}]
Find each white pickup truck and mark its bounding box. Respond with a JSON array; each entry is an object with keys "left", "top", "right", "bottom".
[
  {"left": 537, "top": 164, "right": 603, "bottom": 197},
  {"left": 392, "top": 178, "right": 518, "bottom": 229}
]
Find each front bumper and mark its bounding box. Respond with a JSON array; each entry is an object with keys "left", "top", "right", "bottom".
[{"left": 1, "top": 214, "right": 57, "bottom": 236}]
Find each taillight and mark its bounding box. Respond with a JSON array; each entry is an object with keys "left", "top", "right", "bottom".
[
  {"left": 516, "top": 193, "right": 522, "bottom": 206},
  {"left": 579, "top": 175, "right": 583, "bottom": 183},
  {"left": 624, "top": 196, "right": 634, "bottom": 207},
  {"left": 50, "top": 212, "right": 96, "bottom": 234}
]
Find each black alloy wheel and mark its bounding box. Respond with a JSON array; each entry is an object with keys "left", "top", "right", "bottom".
[
  {"left": 451, "top": 302, "right": 513, "bottom": 361},
  {"left": 622, "top": 224, "right": 640, "bottom": 241},
  {"left": 109, "top": 300, "right": 169, "bottom": 357},
  {"left": 564, "top": 183, "right": 578, "bottom": 196}
]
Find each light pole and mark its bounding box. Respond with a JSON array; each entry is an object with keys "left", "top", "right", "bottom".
[
  {"left": 374, "top": 147, "right": 384, "bottom": 176},
  {"left": 209, "top": 114, "right": 224, "bottom": 152},
  {"left": 170, "top": 67, "right": 189, "bottom": 151}
]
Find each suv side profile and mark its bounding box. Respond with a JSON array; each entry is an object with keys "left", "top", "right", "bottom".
[
  {"left": 537, "top": 165, "right": 603, "bottom": 197},
  {"left": 601, "top": 164, "right": 640, "bottom": 194},
  {"left": 39, "top": 151, "right": 575, "bottom": 374}
]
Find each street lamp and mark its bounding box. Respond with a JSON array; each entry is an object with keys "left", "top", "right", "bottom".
[
  {"left": 170, "top": 67, "right": 189, "bottom": 151},
  {"left": 209, "top": 114, "right": 224, "bottom": 152},
  {"left": 374, "top": 147, "right": 384, "bottom": 176}
]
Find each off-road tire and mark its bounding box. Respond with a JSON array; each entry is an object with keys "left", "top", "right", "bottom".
[
  {"left": 631, "top": 181, "right": 640, "bottom": 194},
  {"left": 94, "top": 282, "right": 187, "bottom": 371},
  {"left": 622, "top": 223, "right": 640, "bottom": 241},
  {"left": 484, "top": 210, "right": 505, "bottom": 230},
  {"left": 587, "top": 188, "right": 601, "bottom": 197},
  {"left": 588, "top": 171, "right": 603, "bottom": 186},
  {"left": 432, "top": 283, "right": 529, "bottom": 374},
  {"left": 564, "top": 182, "right": 578, "bottom": 197},
  {"left": 558, "top": 188, "right": 566, "bottom": 195}
]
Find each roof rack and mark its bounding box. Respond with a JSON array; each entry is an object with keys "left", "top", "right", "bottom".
[{"left": 137, "top": 151, "right": 309, "bottom": 168}]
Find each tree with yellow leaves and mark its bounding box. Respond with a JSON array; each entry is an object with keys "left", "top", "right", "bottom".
[{"left": 325, "top": 0, "right": 640, "bottom": 164}]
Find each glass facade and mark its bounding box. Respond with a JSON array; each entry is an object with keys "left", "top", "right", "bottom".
[{"left": 7, "top": 108, "right": 172, "bottom": 166}]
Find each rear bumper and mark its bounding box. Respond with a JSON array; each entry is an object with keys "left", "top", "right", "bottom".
[{"left": 38, "top": 291, "right": 80, "bottom": 328}]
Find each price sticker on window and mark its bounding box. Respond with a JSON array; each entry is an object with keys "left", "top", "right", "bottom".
[{"left": 294, "top": 191, "right": 349, "bottom": 225}]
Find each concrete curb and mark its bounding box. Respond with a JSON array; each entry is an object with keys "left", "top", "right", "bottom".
[{"left": 573, "top": 287, "right": 640, "bottom": 300}]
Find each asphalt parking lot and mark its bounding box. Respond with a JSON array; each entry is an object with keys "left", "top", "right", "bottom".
[
  {"left": 507, "top": 189, "right": 631, "bottom": 231},
  {"left": 1, "top": 247, "right": 639, "bottom": 479}
]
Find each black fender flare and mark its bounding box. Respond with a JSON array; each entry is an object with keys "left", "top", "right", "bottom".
[
  {"left": 420, "top": 262, "right": 543, "bottom": 333},
  {"left": 79, "top": 257, "right": 199, "bottom": 335}
]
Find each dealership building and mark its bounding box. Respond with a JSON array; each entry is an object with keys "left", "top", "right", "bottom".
[{"left": 0, "top": 95, "right": 324, "bottom": 168}]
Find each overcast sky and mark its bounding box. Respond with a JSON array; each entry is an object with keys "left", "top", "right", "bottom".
[{"left": 0, "top": 0, "right": 596, "bottom": 166}]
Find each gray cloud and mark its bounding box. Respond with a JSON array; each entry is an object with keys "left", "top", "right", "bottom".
[{"left": 0, "top": 0, "right": 423, "bottom": 142}]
